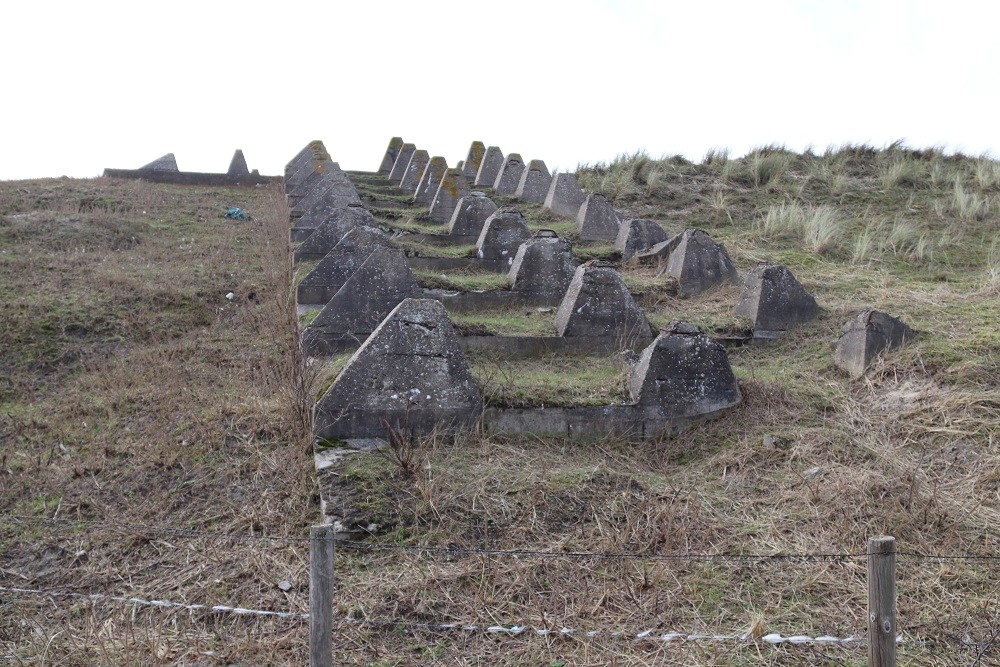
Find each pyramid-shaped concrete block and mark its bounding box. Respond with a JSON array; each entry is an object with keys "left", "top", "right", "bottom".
[
  {"left": 493, "top": 154, "right": 525, "bottom": 195},
  {"left": 515, "top": 160, "right": 552, "bottom": 204},
  {"left": 286, "top": 142, "right": 332, "bottom": 194},
  {"left": 575, "top": 193, "right": 620, "bottom": 242},
  {"left": 314, "top": 298, "right": 483, "bottom": 440},
  {"left": 429, "top": 169, "right": 471, "bottom": 224},
  {"left": 463, "top": 141, "right": 486, "bottom": 181},
  {"left": 293, "top": 205, "right": 376, "bottom": 261},
  {"left": 387, "top": 143, "right": 417, "bottom": 185},
  {"left": 645, "top": 229, "right": 739, "bottom": 297},
  {"left": 476, "top": 208, "right": 533, "bottom": 264},
  {"left": 289, "top": 171, "right": 356, "bottom": 219},
  {"left": 734, "top": 264, "right": 819, "bottom": 337},
  {"left": 377, "top": 137, "right": 404, "bottom": 175},
  {"left": 297, "top": 226, "right": 394, "bottom": 304},
  {"left": 834, "top": 310, "right": 915, "bottom": 377},
  {"left": 303, "top": 247, "right": 420, "bottom": 355},
  {"left": 576, "top": 193, "right": 620, "bottom": 242},
  {"left": 544, "top": 173, "right": 586, "bottom": 218},
  {"left": 448, "top": 192, "right": 498, "bottom": 237},
  {"left": 399, "top": 149, "right": 430, "bottom": 193},
  {"left": 508, "top": 231, "right": 580, "bottom": 304},
  {"left": 616, "top": 219, "right": 669, "bottom": 261},
  {"left": 285, "top": 142, "right": 318, "bottom": 181},
  {"left": 555, "top": 261, "right": 653, "bottom": 343},
  {"left": 414, "top": 156, "right": 448, "bottom": 205},
  {"left": 287, "top": 160, "right": 346, "bottom": 204},
  {"left": 475, "top": 146, "right": 504, "bottom": 187},
  {"left": 290, "top": 182, "right": 364, "bottom": 242},
  {"left": 629, "top": 322, "right": 742, "bottom": 418},
  {"left": 141, "top": 154, "right": 178, "bottom": 171},
  {"left": 227, "top": 150, "right": 250, "bottom": 176}
]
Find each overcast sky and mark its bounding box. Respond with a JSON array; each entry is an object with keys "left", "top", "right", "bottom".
[{"left": 2, "top": 0, "right": 997, "bottom": 181}]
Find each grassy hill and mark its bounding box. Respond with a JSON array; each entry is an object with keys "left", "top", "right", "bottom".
[{"left": 2, "top": 143, "right": 999, "bottom": 665}]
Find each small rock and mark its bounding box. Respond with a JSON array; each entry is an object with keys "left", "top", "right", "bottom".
[
  {"left": 278, "top": 580, "right": 293, "bottom": 592},
  {"left": 803, "top": 466, "right": 824, "bottom": 480},
  {"left": 225, "top": 292, "right": 235, "bottom": 301},
  {"left": 763, "top": 434, "right": 791, "bottom": 450}
]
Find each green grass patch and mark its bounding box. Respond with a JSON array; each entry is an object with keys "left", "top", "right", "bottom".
[
  {"left": 468, "top": 352, "right": 628, "bottom": 407},
  {"left": 452, "top": 307, "right": 557, "bottom": 336},
  {"left": 414, "top": 269, "right": 509, "bottom": 292}
]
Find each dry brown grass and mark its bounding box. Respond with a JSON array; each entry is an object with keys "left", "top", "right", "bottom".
[{"left": 1, "top": 178, "right": 315, "bottom": 663}]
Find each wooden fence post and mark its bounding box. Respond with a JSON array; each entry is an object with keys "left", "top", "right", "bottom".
[
  {"left": 310, "top": 524, "right": 336, "bottom": 667},
  {"left": 868, "top": 535, "right": 896, "bottom": 667}
]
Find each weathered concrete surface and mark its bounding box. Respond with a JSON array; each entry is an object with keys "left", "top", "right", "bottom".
[
  {"left": 227, "top": 150, "right": 249, "bottom": 177},
  {"left": 616, "top": 218, "right": 669, "bottom": 261},
  {"left": 544, "top": 173, "right": 586, "bottom": 218},
  {"left": 141, "top": 154, "right": 178, "bottom": 171},
  {"left": 293, "top": 205, "right": 376, "bottom": 261},
  {"left": 483, "top": 404, "right": 724, "bottom": 440},
  {"left": 429, "top": 169, "right": 472, "bottom": 224},
  {"left": 105, "top": 150, "right": 275, "bottom": 187},
  {"left": 493, "top": 154, "right": 525, "bottom": 195},
  {"left": 629, "top": 322, "right": 742, "bottom": 418},
  {"left": 733, "top": 263, "right": 819, "bottom": 337},
  {"left": 463, "top": 141, "right": 486, "bottom": 181},
  {"left": 398, "top": 149, "right": 430, "bottom": 193},
  {"left": 508, "top": 232, "right": 579, "bottom": 304},
  {"left": 297, "top": 226, "right": 394, "bottom": 304},
  {"left": 290, "top": 169, "right": 360, "bottom": 220},
  {"left": 314, "top": 298, "right": 482, "bottom": 440},
  {"left": 287, "top": 141, "right": 331, "bottom": 189},
  {"left": 285, "top": 143, "right": 317, "bottom": 182},
  {"left": 302, "top": 247, "right": 420, "bottom": 355},
  {"left": 290, "top": 184, "right": 364, "bottom": 242},
  {"left": 287, "top": 160, "right": 344, "bottom": 208},
  {"left": 414, "top": 156, "right": 448, "bottom": 205},
  {"left": 641, "top": 229, "right": 739, "bottom": 297},
  {"left": 377, "top": 137, "right": 404, "bottom": 175},
  {"left": 576, "top": 193, "right": 620, "bottom": 242},
  {"left": 387, "top": 143, "right": 416, "bottom": 185},
  {"left": 555, "top": 261, "right": 653, "bottom": 343},
  {"left": 834, "top": 310, "right": 915, "bottom": 377},
  {"left": 447, "top": 192, "right": 498, "bottom": 237},
  {"left": 515, "top": 160, "right": 552, "bottom": 204},
  {"left": 475, "top": 209, "right": 533, "bottom": 264},
  {"left": 475, "top": 146, "right": 504, "bottom": 187}
]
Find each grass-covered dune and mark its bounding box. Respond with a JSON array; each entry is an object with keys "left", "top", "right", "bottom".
[{"left": 2, "top": 142, "right": 999, "bottom": 664}]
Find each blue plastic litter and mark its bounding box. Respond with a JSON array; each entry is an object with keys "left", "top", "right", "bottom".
[{"left": 224, "top": 207, "right": 247, "bottom": 220}]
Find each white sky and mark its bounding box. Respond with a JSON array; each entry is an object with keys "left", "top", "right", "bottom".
[{"left": 2, "top": 0, "right": 998, "bottom": 180}]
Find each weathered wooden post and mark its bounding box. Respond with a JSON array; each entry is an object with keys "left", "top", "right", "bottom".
[
  {"left": 310, "top": 524, "right": 336, "bottom": 667},
  {"left": 868, "top": 536, "right": 896, "bottom": 667}
]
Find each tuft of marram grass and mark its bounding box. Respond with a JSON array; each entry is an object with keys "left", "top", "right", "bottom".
[
  {"left": 750, "top": 151, "right": 789, "bottom": 188},
  {"left": 881, "top": 158, "right": 927, "bottom": 189},
  {"left": 951, "top": 177, "right": 991, "bottom": 221},
  {"left": 758, "top": 202, "right": 843, "bottom": 254}
]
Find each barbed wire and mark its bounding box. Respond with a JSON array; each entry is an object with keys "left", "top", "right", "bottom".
[
  {"left": 4, "top": 513, "right": 1000, "bottom": 564},
  {"left": 0, "top": 585, "right": 307, "bottom": 621},
  {"left": 0, "top": 584, "right": 869, "bottom": 646}
]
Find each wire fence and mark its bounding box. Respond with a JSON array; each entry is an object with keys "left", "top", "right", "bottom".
[
  {"left": 3, "top": 512, "right": 1000, "bottom": 663},
  {"left": 6, "top": 513, "right": 1000, "bottom": 563}
]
